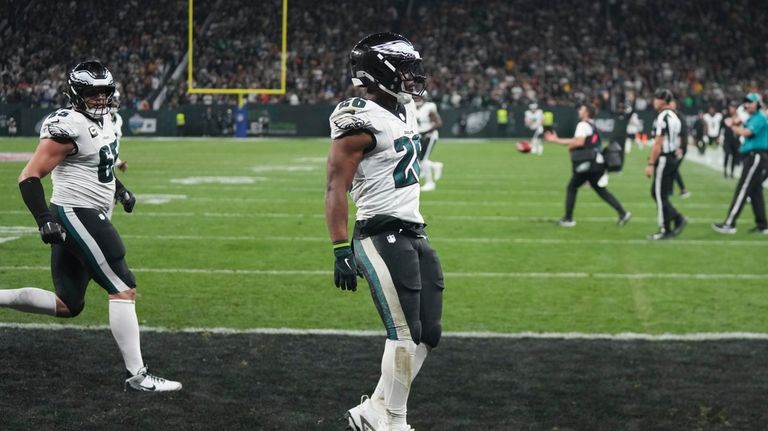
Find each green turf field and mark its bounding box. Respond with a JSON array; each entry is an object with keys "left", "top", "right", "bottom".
[{"left": 1, "top": 137, "right": 766, "bottom": 334}]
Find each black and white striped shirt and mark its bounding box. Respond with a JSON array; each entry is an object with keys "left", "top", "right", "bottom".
[{"left": 653, "top": 109, "right": 682, "bottom": 153}]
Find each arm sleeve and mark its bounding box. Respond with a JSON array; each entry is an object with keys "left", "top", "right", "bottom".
[{"left": 746, "top": 114, "right": 766, "bottom": 136}]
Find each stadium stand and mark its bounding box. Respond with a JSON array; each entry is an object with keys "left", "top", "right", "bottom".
[{"left": 1, "top": 0, "right": 766, "bottom": 109}]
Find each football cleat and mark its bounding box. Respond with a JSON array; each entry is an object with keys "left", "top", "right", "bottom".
[
  {"left": 346, "top": 395, "right": 380, "bottom": 431},
  {"left": 125, "top": 366, "right": 182, "bottom": 392},
  {"left": 376, "top": 419, "right": 415, "bottom": 431},
  {"left": 748, "top": 226, "right": 768, "bottom": 234},
  {"left": 647, "top": 230, "right": 674, "bottom": 240},
  {"left": 421, "top": 181, "right": 436, "bottom": 192},
  {"left": 711, "top": 223, "right": 737, "bottom": 234},
  {"left": 680, "top": 190, "right": 691, "bottom": 199},
  {"left": 558, "top": 218, "right": 576, "bottom": 228},
  {"left": 617, "top": 212, "right": 632, "bottom": 227},
  {"left": 671, "top": 216, "right": 688, "bottom": 237}
]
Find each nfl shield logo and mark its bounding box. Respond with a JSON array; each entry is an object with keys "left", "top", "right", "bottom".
[{"left": 386, "top": 234, "right": 396, "bottom": 244}]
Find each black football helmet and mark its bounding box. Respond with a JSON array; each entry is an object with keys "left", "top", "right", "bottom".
[
  {"left": 66, "top": 61, "right": 116, "bottom": 118},
  {"left": 349, "top": 32, "right": 426, "bottom": 102},
  {"left": 653, "top": 88, "right": 674, "bottom": 103}
]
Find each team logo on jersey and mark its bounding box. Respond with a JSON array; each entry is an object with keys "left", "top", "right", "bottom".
[
  {"left": 88, "top": 125, "right": 99, "bottom": 137},
  {"left": 386, "top": 234, "right": 396, "bottom": 244},
  {"left": 334, "top": 114, "right": 367, "bottom": 130}
]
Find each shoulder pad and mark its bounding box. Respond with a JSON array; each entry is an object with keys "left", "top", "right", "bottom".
[
  {"left": 330, "top": 98, "right": 377, "bottom": 139},
  {"left": 40, "top": 109, "right": 80, "bottom": 140}
]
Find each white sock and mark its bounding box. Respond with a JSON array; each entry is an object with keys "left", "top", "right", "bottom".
[
  {"left": 371, "top": 342, "right": 430, "bottom": 416},
  {"left": 109, "top": 299, "right": 144, "bottom": 375},
  {"left": 0, "top": 288, "right": 57, "bottom": 316},
  {"left": 381, "top": 339, "right": 416, "bottom": 427},
  {"left": 421, "top": 160, "right": 433, "bottom": 185}
]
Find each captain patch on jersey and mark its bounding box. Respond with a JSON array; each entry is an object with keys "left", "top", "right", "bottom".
[{"left": 40, "top": 108, "right": 119, "bottom": 213}]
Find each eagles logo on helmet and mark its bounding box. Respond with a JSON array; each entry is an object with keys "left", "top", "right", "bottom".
[
  {"left": 516, "top": 140, "right": 532, "bottom": 153},
  {"left": 66, "top": 61, "right": 116, "bottom": 119},
  {"left": 349, "top": 32, "right": 427, "bottom": 104}
]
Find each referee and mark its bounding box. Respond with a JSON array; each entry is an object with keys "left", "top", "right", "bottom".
[
  {"left": 645, "top": 89, "right": 687, "bottom": 240},
  {"left": 712, "top": 93, "right": 768, "bottom": 234}
]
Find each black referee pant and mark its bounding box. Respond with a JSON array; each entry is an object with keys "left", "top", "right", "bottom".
[
  {"left": 564, "top": 165, "right": 625, "bottom": 220},
  {"left": 724, "top": 151, "right": 768, "bottom": 228},
  {"left": 651, "top": 154, "right": 684, "bottom": 232}
]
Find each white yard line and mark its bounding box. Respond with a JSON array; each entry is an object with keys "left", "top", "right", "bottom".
[
  {"left": 0, "top": 322, "right": 766, "bottom": 341},
  {"left": 1, "top": 265, "right": 766, "bottom": 280}
]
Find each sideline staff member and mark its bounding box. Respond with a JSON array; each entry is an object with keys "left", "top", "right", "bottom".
[
  {"left": 645, "top": 89, "right": 687, "bottom": 240},
  {"left": 544, "top": 104, "right": 631, "bottom": 227},
  {"left": 712, "top": 92, "right": 768, "bottom": 234}
]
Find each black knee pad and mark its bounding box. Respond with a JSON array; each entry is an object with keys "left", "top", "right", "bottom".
[
  {"left": 421, "top": 323, "right": 442, "bottom": 348},
  {"left": 60, "top": 297, "right": 85, "bottom": 318},
  {"left": 409, "top": 320, "right": 422, "bottom": 344}
]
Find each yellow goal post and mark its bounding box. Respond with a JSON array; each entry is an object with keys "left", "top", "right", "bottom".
[{"left": 187, "top": 0, "right": 288, "bottom": 105}]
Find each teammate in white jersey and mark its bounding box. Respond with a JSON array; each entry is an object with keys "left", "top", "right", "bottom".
[
  {"left": 703, "top": 106, "right": 723, "bottom": 148},
  {"left": 111, "top": 90, "right": 128, "bottom": 172},
  {"left": 415, "top": 93, "right": 443, "bottom": 191},
  {"left": 525, "top": 102, "right": 544, "bottom": 155},
  {"left": 5, "top": 61, "right": 181, "bottom": 392},
  {"left": 325, "top": 33, "right": 444, "bottom": 431}
]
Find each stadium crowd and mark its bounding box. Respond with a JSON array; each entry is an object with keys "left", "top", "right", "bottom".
[{"left": 1, "top": 0, "right": 766, "bottom": 110}]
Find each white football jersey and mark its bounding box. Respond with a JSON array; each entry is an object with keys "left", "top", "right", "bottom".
[
  {"left": 525, "top": 109, "right": 544, "bottom": 131},
  {"left": 703, "top": 112, "right": 723, "bottom": 137},
  {"left": 416, "top": 101, "right": 439, "bottom": 138},
  {"left": 112, "top": 112, "right": 123, "bottom": 139},
  {"left": 330, "top": 97, "right": 423, "bottom": 224},
  {"left": 40, "top": 108, "right": 119, "bottom": 213}
]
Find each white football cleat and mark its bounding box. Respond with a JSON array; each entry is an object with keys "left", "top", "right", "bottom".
[
  {"left": 420, "top": 181, "right": 436, "bottom": 192},
  {"left": 432, "top": 162, "right": 444, "bottom": 181},
  {"left": 346, "top": 395, "right": 380, "bottom": 431},
  {"left": 125, "top": 366, "right": 182, "bottom": 392},
  {"left": 377, "top": 419, "right": 415, "bottom": 431}
]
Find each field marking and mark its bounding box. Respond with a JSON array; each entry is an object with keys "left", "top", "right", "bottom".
[
  {"left": 2, "top": 265, "right": 767, "bottom": 280},
  {"left": 5, "top": 229, "right": 764, "bottom": 247},
  {"left": 0, "top": 236, "right": 20, "bottom": 244},
  {"left": 0, "top": 210, "right": 725, "bottom": 223},
  {"left": 0, "top": 322, "right": 766, "bottom": 341}
]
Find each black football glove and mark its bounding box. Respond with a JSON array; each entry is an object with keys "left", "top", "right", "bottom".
[
  {"left": 115, "top": 188, "right": 136, "bottom": 213},
  {"left": 39, "top": 220, "right": 66, "bottom": 244},
  {"left": 333, "top": 243, "right": 358, "bottom": 291}
]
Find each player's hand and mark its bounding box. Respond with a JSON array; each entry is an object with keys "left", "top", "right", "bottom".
[
  {"left": 117, "top": 161, "right": 128, "bottom": 172},
  {"left": 544, "top": 130, "right": 557, "bottom": 141},
  {"left": 333, "top": 244, "right": 358, "bottom": 291},
  {"left": 39, "top": 221, "right": 66, "bottom": 244},
  {"left": 116, "top": 188, "right": 136, "bottom": 213},
  {"left": 645, "top": 164, "right": 654, "bottom": 178}
]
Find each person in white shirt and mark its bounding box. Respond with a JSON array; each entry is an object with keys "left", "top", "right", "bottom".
[
  {"left": 525, "top": 102, "right": 544, "bottom": 155},
  {"left": 544, "top": 104, "right": 631, "bottom": 228},
  {"left": 415, "top": 93, "right": 443, "bottom": 191},
  {"left": 703, "top": 105, "right": 724, "bottom": 149}
]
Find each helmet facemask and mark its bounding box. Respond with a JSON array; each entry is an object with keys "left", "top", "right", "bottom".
[{"left": 66, "top": 61, "right": 116, "bottom": 119}]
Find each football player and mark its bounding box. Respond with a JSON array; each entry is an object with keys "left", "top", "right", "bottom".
[
  {"left": 415, "top": 92, "right": 443, "bottom": 192},
  {"left": 111, "top": 89, "right": 128, "bottom": 172},
  {"left": 525, "top": 102, "right": 544, "bottom": 155},
  {"left": 3, "top": 61, "right": 181, "bottom": 391},
  {"left": 325, "top": 33, "right": 444, "bottom": 431}
]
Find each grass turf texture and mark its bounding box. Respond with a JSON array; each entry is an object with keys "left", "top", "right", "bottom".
[
  {"left": 1, "top": 137, "right": 766, "bottom": 333},
  {"left": 1, "top": 137, "right": 768, "bottom": 429}
]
